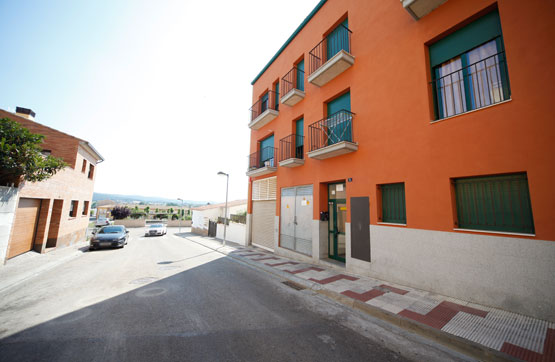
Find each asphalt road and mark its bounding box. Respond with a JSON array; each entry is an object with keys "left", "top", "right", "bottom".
[{"left": 0, "top": 228, "right": 470, "bottom": 362}]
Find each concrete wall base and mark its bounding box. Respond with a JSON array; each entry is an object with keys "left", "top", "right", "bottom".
[{"left": 344, "top": 225, "right": 555, "bottom": 322}]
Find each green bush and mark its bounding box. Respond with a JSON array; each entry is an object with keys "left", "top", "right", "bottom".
[
  {"left": 171, "top": 214, "right": 179, "bottom": 220},
  {"left": 130, "top": 212, "right": 146, "bottom": 219}
]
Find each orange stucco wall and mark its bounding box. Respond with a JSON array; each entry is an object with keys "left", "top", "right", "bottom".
[{"left": 248, "top": 0, "right": 555, "bottom": 241}]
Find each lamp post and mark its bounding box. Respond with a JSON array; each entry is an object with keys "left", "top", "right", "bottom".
[
  {"left": 177, "top": 198, "right": 184, "bottom": 234},
  {"left": 217, "top": 171, "right": 229, "bottom": 246}
]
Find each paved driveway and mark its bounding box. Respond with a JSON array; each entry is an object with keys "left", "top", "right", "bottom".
[{"left": 0, "top": 228, "right": 468, "bottom": 362}]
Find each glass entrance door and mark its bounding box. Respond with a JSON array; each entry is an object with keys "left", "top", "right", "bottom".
[{"left": 328, "top": 183, "right": 346, "bottom": 262}]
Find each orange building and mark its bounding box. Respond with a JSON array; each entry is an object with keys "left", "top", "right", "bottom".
[
  {"left": 1, "top": 108, "right": 104, "bottom": 261},
  {"left": 246, "top": 0, "right": 555, "bottom": 321}
]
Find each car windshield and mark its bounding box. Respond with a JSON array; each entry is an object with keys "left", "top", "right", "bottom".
[
  {"left": 98, "top": 226, "right": 124, "bottom": 234},
  {"left": 150, "top": 224, "right": 163, "bottom": 228}
]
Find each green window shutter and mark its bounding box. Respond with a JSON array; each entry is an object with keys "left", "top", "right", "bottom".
[
  {"left": 260, "top": 135, "right": 275, "bottom": 163},
  {"left": 297, "top": 59, "right": 305, "bottom": 91},
  {"left": 381, "top": 183, "right": 406, "bottom": 224},
  {"left": 429, "top": 10, "right": 502, "bottom": 68},
  {"left": 454, "top": 173, "right": 534, "bottom": 234},
  {"left": 327, "top": 91, "right": 351, "bottom": 115},
  {"left": 327, "top": 18, "right": 349, "bottom": 60},
  {"left": 275, "top": 82, "right": 279, "bottom": 109}
]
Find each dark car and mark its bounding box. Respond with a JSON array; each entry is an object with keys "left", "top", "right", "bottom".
[{"left": 89, "top": 225, "right": 129, "bottom": 250}]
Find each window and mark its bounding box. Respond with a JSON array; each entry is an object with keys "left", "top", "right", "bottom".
[
  {"left": 326, "top": 91, "right": 353, "bottom": 145},
  {"left": 82, "top": 201, "right": 89, "bottom": 216},
  {"left": 70, "top": 200, "right": 78, "bottom": 217},
  {"left": 260, "top": 91, "right": 269, "bottom": 114},
  {"left": 296, "top": 59, "right": 305, "bottom": 91},
  {"left": 259, "top": 135, "right": 275, "bottom": 167},
  {"left": 379, "top": 183, "right": 406, "bottom": 224},
  {"left": 274, "top": 80, "right": 279, "bottom": 111},
  {"left": 88, "top": 164, "right": 95, "bottom": 179},
  {"left": 295, "top": 118, "right": 304, "bottom": 159},
  {"left": 327, "top": 18, "right": 349, "bottom": 60},
  {"left": 82, "top": 159, "right": 87, "bottom": 173},
  {"left": 430, "top": 10, "right": 510, "bottom": 120},
  {"left": 41, "top": 150, "right": 52, "bottom": 156},
  {"left": 252, "top": 177, "right": 277, "bottom": 201},
  {"left": 454, "top": 173, "right": 534, "bottom": 234}
]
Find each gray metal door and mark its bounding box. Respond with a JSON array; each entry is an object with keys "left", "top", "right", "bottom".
[{"left": 280, "top": 186, "right": 312, "bottom": 256}]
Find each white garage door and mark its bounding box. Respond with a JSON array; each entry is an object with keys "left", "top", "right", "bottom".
[
  {"left": 252, "top": 177, "right": 276, "bottom": 251},
  {"left": 252, "top": 200, "right": 275, "bottom": 251}
]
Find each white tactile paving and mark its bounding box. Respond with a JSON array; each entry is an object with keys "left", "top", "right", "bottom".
[{"left": 366, "top": 292, "right": 417, "bottom": 314}]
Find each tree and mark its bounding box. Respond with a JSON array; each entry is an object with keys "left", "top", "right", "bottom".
[
  {"left": 144, "top": 206, "right": 150, "bottom": 214},
  {"left": 111, "top": 206, "right": 131, "bottom": 220},
  {"left": 0, "top": 118, "right": 67, "bottom": 186}
]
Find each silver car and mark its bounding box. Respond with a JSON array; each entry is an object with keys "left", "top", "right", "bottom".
[{"left": 145, "top": 224, "right": 167, "bottom": 237}]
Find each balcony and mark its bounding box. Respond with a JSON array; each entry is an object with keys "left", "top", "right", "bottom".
[
  {"left": 308, "top": 25, "right": 354, "bottom": 87},
  {"left": 246, "top": 146, "right": 278, "bottom": 177},
  {"left": 249, "top": 90, "right": 279, "bottom": 130},
  {"left": 280, "top": 67, "right": 305, "bottom": 107},
  {"left": 401, "top": 0, "right": 448, "bottom": 20},
  {"left": 278, "top": 134, "right": 304, "bottom": 167},
  {"left": 307, "top": 110, "right": 358, "bottom": 160}
]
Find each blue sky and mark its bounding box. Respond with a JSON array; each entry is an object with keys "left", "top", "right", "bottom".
[{"left": 0, "top": 0, "right": 320, "bottom": 202}]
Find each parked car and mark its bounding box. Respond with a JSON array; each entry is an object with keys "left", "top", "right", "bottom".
[
  {"left": 95, "top": 217, "right": 113, "bottom": 227},
  {"left": 89, "top": 225, "right": 129, "bottom": 250},
  {"left": 145, "top": 224, "right": 167, "bottom": 237}
]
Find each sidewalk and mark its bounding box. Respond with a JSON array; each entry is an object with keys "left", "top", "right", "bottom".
[
  {"left": 0, "top": 240, "right": 88, "bottom": 294},
  {"left": 178, "top": 232, "right": 555, "bottom": 362}
]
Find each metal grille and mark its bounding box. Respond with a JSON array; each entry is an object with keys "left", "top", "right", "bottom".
[
  {"left": 281, "top": 66, "right": 304, "bottom": 95},
  {"left": 380, "top": 183, "right": 406, "bottom": 224},
  {"left": 431, "top": 50, "right": 510, "bottom": 120},
  {"left": 308, "top": 24, "right": 352, "bottom": 76},
  {"left": 454, "top": 173, "right": 534, "bottom": 234},
  {"left": 248, "top": 146, "right": 277, "bottom": 171},
  {"left": 308, "top": 110, "right": 354, "bottom": 152},
  {"left": 250, "top": 90, "right": 279, "bottom": 121},
  {"left": 279, "top": 134, "right": 304, "bottom": 161}
]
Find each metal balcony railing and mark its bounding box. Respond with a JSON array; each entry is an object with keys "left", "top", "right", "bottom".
[
  {"left": 308, "top": 24, "right": 352, "bottom": 76},
  {"left": 308, "top": 110, "right": 355, "bottom": 152},
  {"left": 279, "top": 134, "right": 304, "bottom": 161},
  {"left": 430, "top": 51, "right": 510, "bottom": 120},
  {"left": 250, "top": 90, "right": 279, "bottom": 121},
  {"left": 248, "top": 146, "right": 277, "bottom": 171},
  {"left": 281, "top": 67, "right": 305, "bottom": 95}
]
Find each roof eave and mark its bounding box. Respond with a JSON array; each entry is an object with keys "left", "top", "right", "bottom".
[{"left": 250, "top": 0, "right": 328, "bottom": 85}]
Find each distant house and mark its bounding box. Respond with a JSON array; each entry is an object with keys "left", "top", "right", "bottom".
[
  {"left": 191, "top": 200, "right": 247, "bottom": 236},
  {"left": 0, "top": 107, "right": 104, "bottom": 262}
]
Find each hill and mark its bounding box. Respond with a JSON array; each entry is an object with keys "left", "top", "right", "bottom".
[{"left": 93, "top": 192, "right": 210, "bottom": 207}]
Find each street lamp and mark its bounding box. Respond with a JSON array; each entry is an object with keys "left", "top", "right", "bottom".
[
  {"left": 217, "top": 171, "right": 229, "bottom": 246},
  {"left": 177, "top": 198, "right": 184, "bottom": 234}
]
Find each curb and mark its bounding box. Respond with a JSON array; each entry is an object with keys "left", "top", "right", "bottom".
[{"left": 182, "top": 235, "right": 518, "bottom": 362}]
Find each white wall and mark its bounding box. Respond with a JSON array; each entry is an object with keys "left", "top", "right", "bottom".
[
  {"left": 0, "top": 186, "right": 19, "bottom": 264},
  {"left": 345, "top": 225, "right": 555, "bottom": 323},
  {"left": 192, "top": 204, "right": 246, "bottom": 231},
  {"left": 216, "top": 222, "right": 246, "bottom": 246}
]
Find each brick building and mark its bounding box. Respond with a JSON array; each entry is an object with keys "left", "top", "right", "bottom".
[
  {"left": 1, "top": 107, "right": 104, "bottom": 261},
  {"left": 245, "top": 0, "right": 555, "bottom": 321}
]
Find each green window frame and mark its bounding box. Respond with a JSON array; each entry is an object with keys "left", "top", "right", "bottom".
[
  {"left": 430, "top": 10, "right": 510, "bottom": 120},
  {"left": 380, "top": 183, "right": 406, "bottom": 224},
  {"left": 454, "top": 173, "right": 534, "bottom": 234}
]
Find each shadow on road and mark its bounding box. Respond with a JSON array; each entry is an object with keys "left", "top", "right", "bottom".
[{"left": 0, "top": 245, "right": 408, "bottom": 362}]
